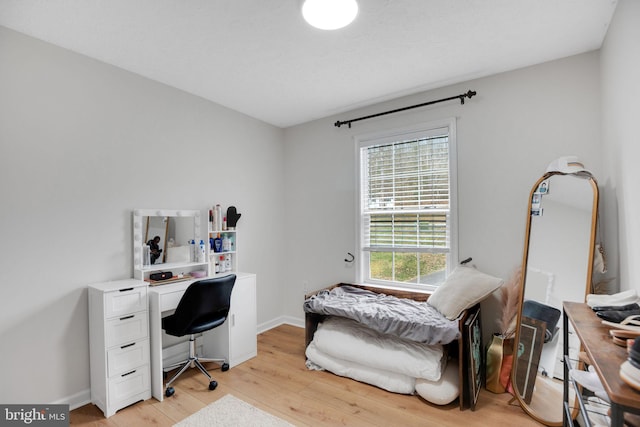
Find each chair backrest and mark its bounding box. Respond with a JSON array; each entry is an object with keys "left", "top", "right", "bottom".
[{"left": 170, "top": 274, "right": 236, "bottom": 336}]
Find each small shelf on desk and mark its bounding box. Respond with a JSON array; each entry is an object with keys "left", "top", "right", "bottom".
[
  {"left": 134, "top": 260, "right": 209, "bottom": 282},
  {"left": 145, "top": 274, "right": 196, "bottom": 286}
]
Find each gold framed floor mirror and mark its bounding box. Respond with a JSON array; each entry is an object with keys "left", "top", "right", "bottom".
[{"left": 511, "top": 157, "right": 599, "bottom": 426}]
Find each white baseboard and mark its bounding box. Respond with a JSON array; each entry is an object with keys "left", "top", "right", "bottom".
[
  {"left": 258, "top": 315, "right": 304, "bottom": 333},
  {"left": 52, "top": 388, "right": 91, "bottom": 411}
]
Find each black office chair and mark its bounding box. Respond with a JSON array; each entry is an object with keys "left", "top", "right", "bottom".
[{"left": 161, "top": 274, "right": 236, "bottom": 397}]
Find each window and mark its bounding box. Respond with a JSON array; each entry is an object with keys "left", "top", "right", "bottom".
[{"left": 356, "top": 119, "right": 457, "bottom": 290}]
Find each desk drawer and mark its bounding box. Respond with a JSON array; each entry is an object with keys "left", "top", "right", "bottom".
[
  {"left": 106, "top": 312, "right": 148, "bottom": 348},
  {"left": 159, "top": 290, "right": 184, "bottom": 312},
  {"left": 105, "top": 286, "right": 147, "bottom": 318},
  {"left": 108, "top": 365, "right": 150, "bottom": 406},
  {"left": 107, "top": 339, "right": 149, "bottom": 377}
]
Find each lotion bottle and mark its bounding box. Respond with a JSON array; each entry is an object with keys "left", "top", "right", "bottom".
[
  {"left": 198, "top": 239, "right": 206, "bottom": 263},
  {"left": 189, "top": 239, "right": 196, "bottom": 262},
  {"left": 213, "top": 233, "right": 222, "bottom": 253}
]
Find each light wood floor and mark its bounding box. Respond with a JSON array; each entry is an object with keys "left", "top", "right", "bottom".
[{"left": 71, "top": 324, "right": 543, "bottom": 426}]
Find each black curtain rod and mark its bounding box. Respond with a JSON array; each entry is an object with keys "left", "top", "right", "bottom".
[{"left": 334, "top": 90, "right": 477, "bottom": 128}]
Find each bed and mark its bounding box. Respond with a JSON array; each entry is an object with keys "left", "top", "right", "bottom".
[{"left": 303, "top": 266, "right": 504, "bottom": 409}]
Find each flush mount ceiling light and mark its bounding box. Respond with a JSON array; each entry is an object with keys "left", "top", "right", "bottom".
[{"left": 301, "top": 0, "right": 359, "bottom": 30}]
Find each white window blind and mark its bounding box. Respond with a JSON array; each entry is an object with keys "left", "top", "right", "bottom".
[
  {"left": 357, "top": 120, "right": 456, "bottom": 288},
  {"left": 362, "top": 134, "right": 450, "bottom": 253}
]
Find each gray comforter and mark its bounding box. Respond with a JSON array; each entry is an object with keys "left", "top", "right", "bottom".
[{"left": 303, "top": 285, "right": 460, "bottom": 345}]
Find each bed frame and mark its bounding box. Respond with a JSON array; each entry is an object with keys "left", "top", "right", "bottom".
[{"left": 304, "top": 283, "right": 479, "bottom": 410}]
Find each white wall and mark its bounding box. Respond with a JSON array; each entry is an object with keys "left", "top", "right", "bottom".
[
  {"left": 0, "top": 26, "right": 285, "bottom": 405},
  {"left": 600, "top": 0, "right": 640, "bottom": 294},
  {"left": 283, "top": 52, "right": 603, "bottom": 336}
]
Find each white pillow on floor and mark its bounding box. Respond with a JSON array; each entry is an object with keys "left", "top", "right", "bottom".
[{"left": 415, "top": 360, "right": 459, "bottom": 405}]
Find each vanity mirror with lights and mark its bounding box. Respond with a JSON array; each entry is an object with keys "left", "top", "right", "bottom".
[
  {"left": 132, "top": 209, "right": 210, "bottom": 283},
  {"left": 511, "top": 158, "right": 599, "bottom": 426}
]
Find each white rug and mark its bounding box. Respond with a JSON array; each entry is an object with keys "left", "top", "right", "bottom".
[{"left": 174, "top": 394, "right": 295, "bottom": 427}]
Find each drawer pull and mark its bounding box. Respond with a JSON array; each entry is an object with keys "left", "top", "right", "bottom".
[
  {"left": 119, "top": 315, "right": 135, "bottom": 321},
  {"left": 120, "top": 342, "right": 135, "bottom": 349},
  {"left": 121, "top": 370, "right": 136, "bottom": 377},
  {"left": 119, "top": 287, "right": 134, "bottom": 292}
]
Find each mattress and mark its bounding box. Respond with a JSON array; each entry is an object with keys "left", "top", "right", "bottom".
[
  {"left": 303, "top": 285, "right": 460, "bottom": 345},
  {"left": 310, "top": 316, "right": 444, "bottom": 381}
]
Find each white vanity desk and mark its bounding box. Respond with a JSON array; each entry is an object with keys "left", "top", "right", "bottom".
[
  {"left": 148, "top": 271, "right": 257, "bottom": 401},
  {"left": 130, "top": 208, "right": 257, "bottom": 401}
]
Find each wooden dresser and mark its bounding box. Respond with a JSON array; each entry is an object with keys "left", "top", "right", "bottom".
[{"left": 563, "top": 302, "right": 640, "bottom": 426}]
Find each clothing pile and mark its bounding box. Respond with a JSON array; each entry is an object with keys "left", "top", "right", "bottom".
[{"left": 588, "top": 290, "right": 640, "bottom": 347}]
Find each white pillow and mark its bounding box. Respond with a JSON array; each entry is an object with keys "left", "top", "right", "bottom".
[
  {"left": 415, "top": 359, "right": 459, "bottom": 405},
  {"left": 428, "top": 266, "right": 503, "bottom": 320}
]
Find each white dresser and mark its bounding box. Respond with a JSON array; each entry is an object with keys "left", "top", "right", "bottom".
[{"left": 88, "top": 279, "right": 151, "bottom": 417}]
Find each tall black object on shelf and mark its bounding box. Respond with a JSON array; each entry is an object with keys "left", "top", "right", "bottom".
[{"left": 226, "top": 206, "right": 241, "bottom": 229}]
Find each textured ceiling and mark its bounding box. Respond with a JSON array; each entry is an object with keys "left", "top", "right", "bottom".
[{"left": 0, "top": 0, "right": 618, "bottom": 128}]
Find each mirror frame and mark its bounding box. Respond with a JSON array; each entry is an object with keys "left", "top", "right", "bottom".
[
  {"left": 511, "top": 170, "right": 599, "bottom": 426},
  {"left": 132, "top": 209, "right": 202, "bottom": 270}
]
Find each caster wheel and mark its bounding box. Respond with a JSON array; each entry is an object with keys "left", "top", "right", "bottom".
[
  {"left": 209, "top": 380, "right": 218, "bottom": 390},
  {"left": 221, "top": 363, "right": 230, "bottom": 372},
  {"left": 165, "top": 387, "right": 175, "bottom": 397}
]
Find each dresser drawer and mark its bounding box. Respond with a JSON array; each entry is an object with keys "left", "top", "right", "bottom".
[
  {"left": 105, "top": 286, "right": 147, "bottom": 318},
  {"left": 107, "top": 339, "right": 149, "bottom": 377},
  {"left": 108, "top": 366, "right": 150, "bottom": 406},
  {"left": 105, "top": 312, "right": 148, "bottom": 348}
]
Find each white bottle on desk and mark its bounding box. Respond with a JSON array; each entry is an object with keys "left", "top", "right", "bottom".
[
  {"left": 189, "top": 239, "right": 196, "bottom": 262},
  {"left": 198, "top": 240, "right": 206, "bottom": 263}
]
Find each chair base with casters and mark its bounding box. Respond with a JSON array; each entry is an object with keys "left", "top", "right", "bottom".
[
  {"left": 163, "top": 334, "right": 230, "bottom": 397},
  {"left": 161, "top": 274, "right": 236, "bottom": 398}
]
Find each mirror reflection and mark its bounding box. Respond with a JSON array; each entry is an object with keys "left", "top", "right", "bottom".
[
  {"left": 145, "top": 216, "right": 168, "bottom": 264},
  {"left": 132, "top": 209, "right": 202, "bottom": 271},
  {"left": 512, "top": 168, "right": 598, "bottom": 426},
  {"left": 144, "top": 216, "right": 199, "bottom": 265}
]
